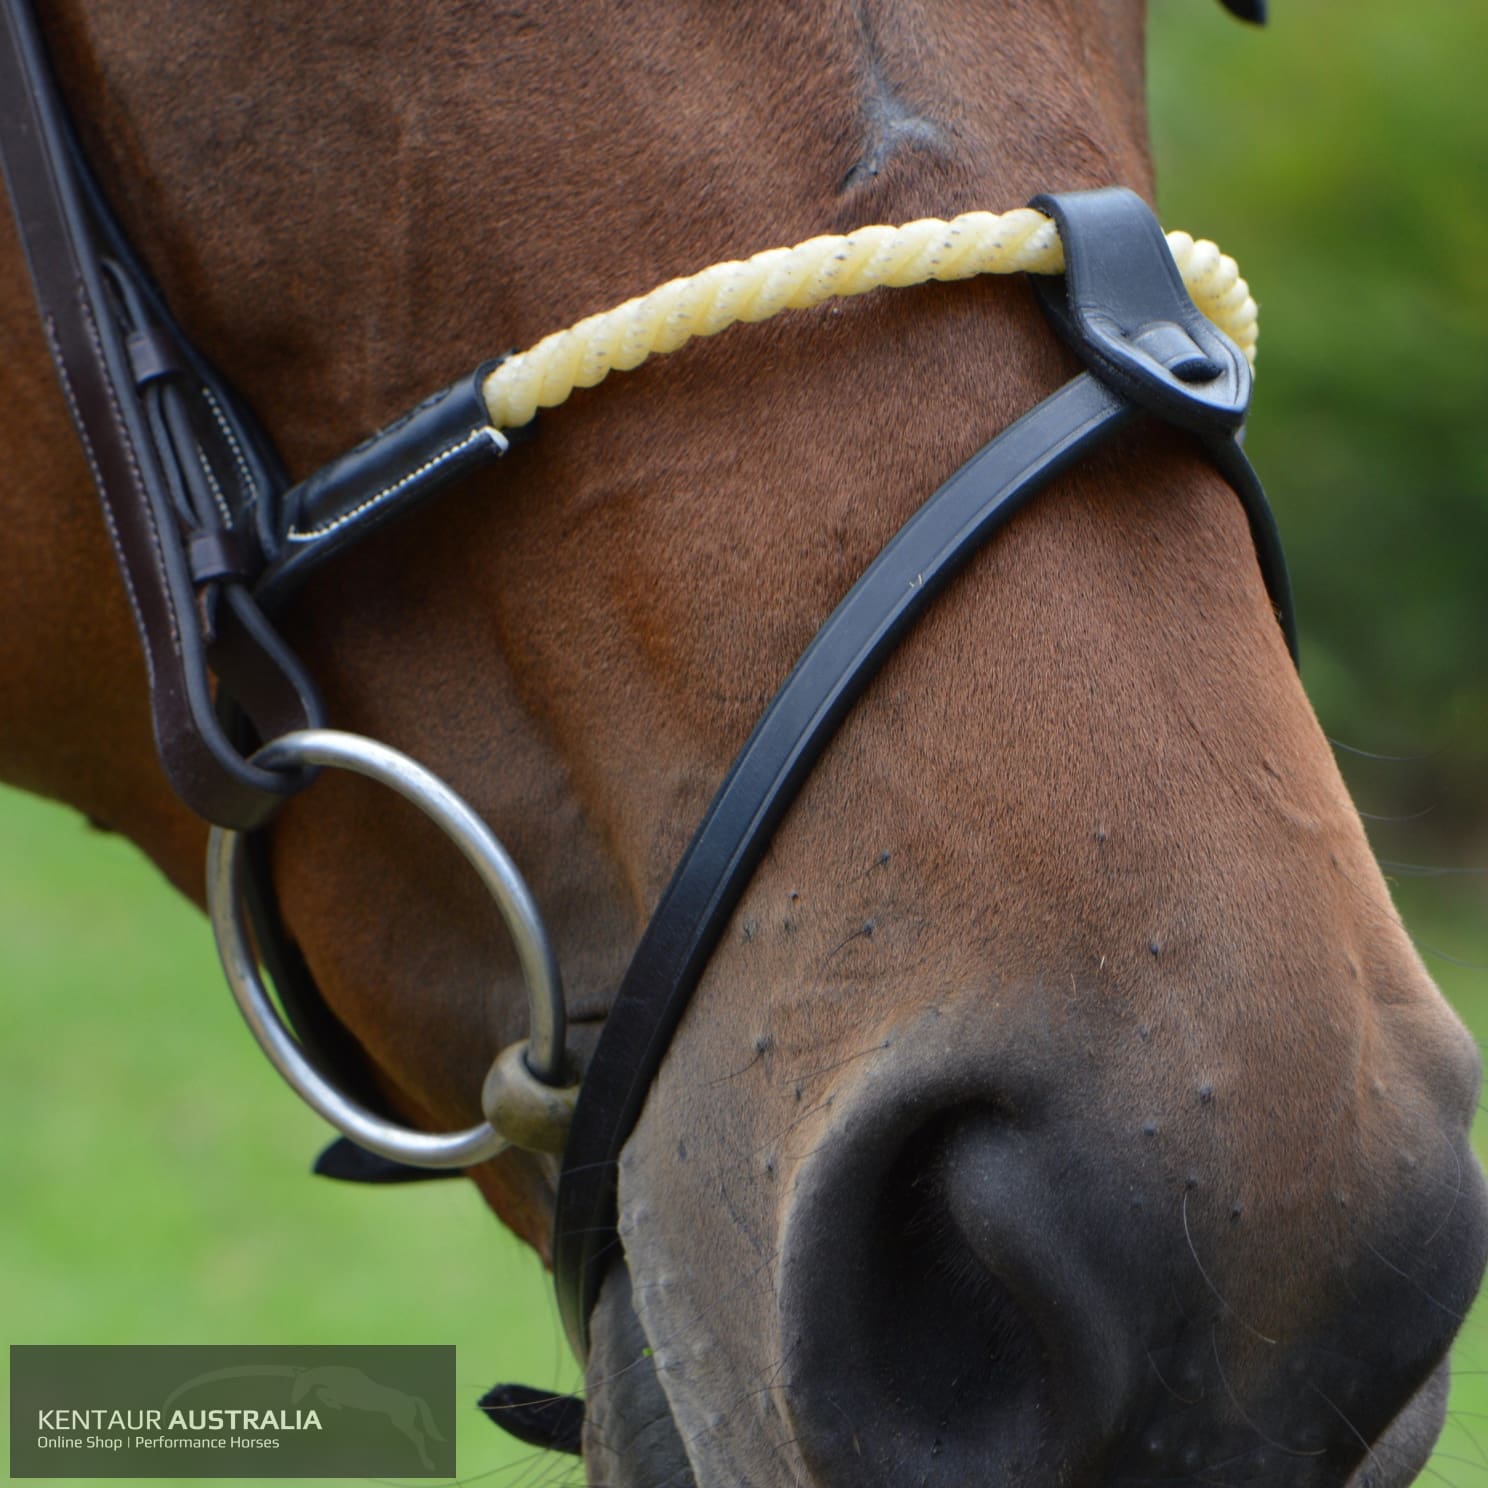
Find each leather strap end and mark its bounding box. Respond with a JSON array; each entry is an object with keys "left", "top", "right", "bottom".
[
  {"left": 125, "top": 324, "right": 184, "bottom": 386},
  {"left": 478, "top": 1383, "right": 585, "bottom": 1455},
  {"left": 313, "top": 1137, "right": 463, "bottom": 1185},
  {"left": 1220, "top": 0, "right": 1267, "bottom": 23},
  {"left": 187, "top": 527, "right": 260, "bottom": 586},
  {"left": 278, "top": 361, "right": 508, "bottom": 555}
]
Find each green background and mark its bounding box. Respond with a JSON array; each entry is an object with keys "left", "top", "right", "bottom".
[
  {"left": 1150, "top": 0, "right": 1488, "bottom": 840},
  {"left": 1148, "top": 4, "right": 1488, "bottom": 1476},
  {"left": 2, "top": 1, "right": 1484, "bottom": 1484}
]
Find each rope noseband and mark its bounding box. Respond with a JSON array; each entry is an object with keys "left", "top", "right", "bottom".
[{"left": 479, "top": 211, "right": 1257, "bottom": 431}]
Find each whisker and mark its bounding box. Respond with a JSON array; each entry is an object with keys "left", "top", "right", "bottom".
[
  {"left": 1444, "top": 1412, "right": 1488, "bottom": 1471},
  {"left": 1415, "top": 941, "right": 1488, "bottom": 972},
  {"left": 1360, "top": 1238, "right": 1468, "bottom": 1322},
  {"left": 1417, "top": 1122, "right": 1466, "bottom": 1248},
  {"left": 1144, "top": 1347, "right": 1203, "bottom": 1406},
  {"left": 786, "top": 1039, "right": 891, "bottom": 1088},
  {"left": 1209, "top": 1327, "right": 1323, "bottom": 1458},
  {"left": 1328, "top": 736, "right": 1436, "bottom": 763},
  {"left": 1310, "top": 1383, "right": 1382, "bottom": 1478},
  {"left": 1183, "top": 1190, "right": 1278, "bottom": 1345}
]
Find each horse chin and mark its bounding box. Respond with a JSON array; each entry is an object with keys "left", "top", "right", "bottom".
[
  {"left": 574, "top": 1301, "right": 1454, "bottom": 1488},
  {"left": 583, "top": 1261, "right": 697, "bottom": 1487},
  {"left": 575, "top": 1253, "right": 1454, "bottom": 1488},
  {"left": 1343, "top": 1357, "right": 1452, "bottom": 1488}
]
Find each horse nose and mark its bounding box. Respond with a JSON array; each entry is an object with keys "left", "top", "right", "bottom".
[
  {"left": 777, "top": 1029, "right": 1488, "bottom": 1487},
  {"left": 779, "top": 1098, "right": 1139, "bottom": 1484}
]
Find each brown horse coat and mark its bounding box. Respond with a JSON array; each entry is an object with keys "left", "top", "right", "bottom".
[{"left": 1, "top": 3, "right": 1481, "bottom": 1483}]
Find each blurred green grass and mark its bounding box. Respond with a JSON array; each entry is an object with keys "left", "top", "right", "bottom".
[
  {"left": 1149, "top": 0, "right": 1488, "bottom": 839},
  {"left": 0, "top": 785, "right": 578, "bottom": 1487}
]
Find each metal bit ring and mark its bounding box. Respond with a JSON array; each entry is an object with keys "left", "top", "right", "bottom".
[{"left": 206, "top": 728, "right": 571, "bottom": 1168}]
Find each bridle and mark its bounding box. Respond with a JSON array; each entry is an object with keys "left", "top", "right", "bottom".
[
  {"left": 0, "top": 0, "right": 1293, "bottom": 1419},
  {"left": 548, "top": 189, "right": 1294, "bottom": 1357}
]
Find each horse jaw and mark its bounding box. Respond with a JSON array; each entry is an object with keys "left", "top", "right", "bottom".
[{"left": 583, "top": 1264, "right": 697, "bottom": 1485}]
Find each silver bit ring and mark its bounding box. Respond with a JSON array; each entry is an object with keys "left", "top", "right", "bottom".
[{"left": 206, "top": 728, "right": 572, "bottom": 1168}]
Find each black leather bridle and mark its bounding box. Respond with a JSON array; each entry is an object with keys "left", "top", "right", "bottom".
[
  {"left": 0, "top": 0, "right": 1291, "bottom": 1445},
  {"left": 549, "top": 188, "right": 1296, "bottom": 1353}
]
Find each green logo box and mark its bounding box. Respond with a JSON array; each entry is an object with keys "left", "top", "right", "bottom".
[{"left": 10, "top": 1344, "right": 456, "bottom": 1478}]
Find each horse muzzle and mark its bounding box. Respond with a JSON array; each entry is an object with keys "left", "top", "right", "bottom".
[{"left": 771, "top": 1000, "right": 1488, "bottom": 1487}]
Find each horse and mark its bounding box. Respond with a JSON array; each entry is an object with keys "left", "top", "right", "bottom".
[{"left": 1, "top": 2, "right": 1483, "bottom": 1484}]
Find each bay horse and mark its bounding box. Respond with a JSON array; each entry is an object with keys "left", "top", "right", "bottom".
[{"left": 1, "top": 1, "right": 1483, "bottom": 1484}]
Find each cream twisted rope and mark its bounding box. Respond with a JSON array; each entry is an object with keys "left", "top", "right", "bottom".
[{"left": 481, "top": 207, "right": 1256, "bottom": 432}]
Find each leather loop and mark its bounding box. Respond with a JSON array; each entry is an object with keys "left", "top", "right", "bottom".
[
  {"left": 125, "top": 325, "right": 184, "bottom": 386},
  {"left": 188, "top": 528, "right": 260, "bottom": 586},
  {"left": 1029, "top": 187, "right": 1252, "bottom": 438},
  {"left": 257, "top": 363, "right": 509, "bottom": 607}
]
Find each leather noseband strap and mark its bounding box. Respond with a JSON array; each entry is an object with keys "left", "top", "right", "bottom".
[{"left": 550, "top": 186, "right": 1295, "bottom": 1354}]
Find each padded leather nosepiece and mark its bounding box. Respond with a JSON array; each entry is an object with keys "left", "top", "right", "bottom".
[
  {"left": 1219, "top": 0, "right": 1267, "bottom": 22},
  {"left": 1029, "top": 187, "right": 1251, "bottom": 439},
  {"left": 1030, "top": 187, "right": 1296, "bottom": 661}
]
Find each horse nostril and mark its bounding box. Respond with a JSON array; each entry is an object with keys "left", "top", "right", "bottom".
[
  {"left": 776, "top": 1001, "right": 1488, "bottom": 1488},
  {"left": 868, "top": 1118, "right": 1047, "bottom": 1398},
  {"left": 871, "top": 1114, "right": 1050, "bottom": 1409},
  {"left": 781, "top": 1105, "right": 1121, "bottom": 1486}
]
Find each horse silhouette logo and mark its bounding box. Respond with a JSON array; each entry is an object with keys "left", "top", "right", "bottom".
[{"left": 165, "top": 1363, "right": 446, "bottom": 1470}]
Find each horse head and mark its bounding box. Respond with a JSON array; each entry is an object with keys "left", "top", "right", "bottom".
[{"left": 1, "top": 2, "right": 1481, "bottom": 1484}]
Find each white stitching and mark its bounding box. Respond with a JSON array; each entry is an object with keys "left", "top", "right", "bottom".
[
  {"left": 286, "top": 425, "right": 508, "bottom": 543},
  {"left": 49, "top": 300, "right": 190, "bottom": 691},
  {"left": 193, "top": 438, "right": 235, "bottom": 526},
  {"left": 201, "top": 383, "right": 261, "bottom": 510},
  {"left": 76, "top": 302, "right": 183, "bottom": 665},
  {"left": 47, "top": 313, "right": 155, "bottom": 692}
]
